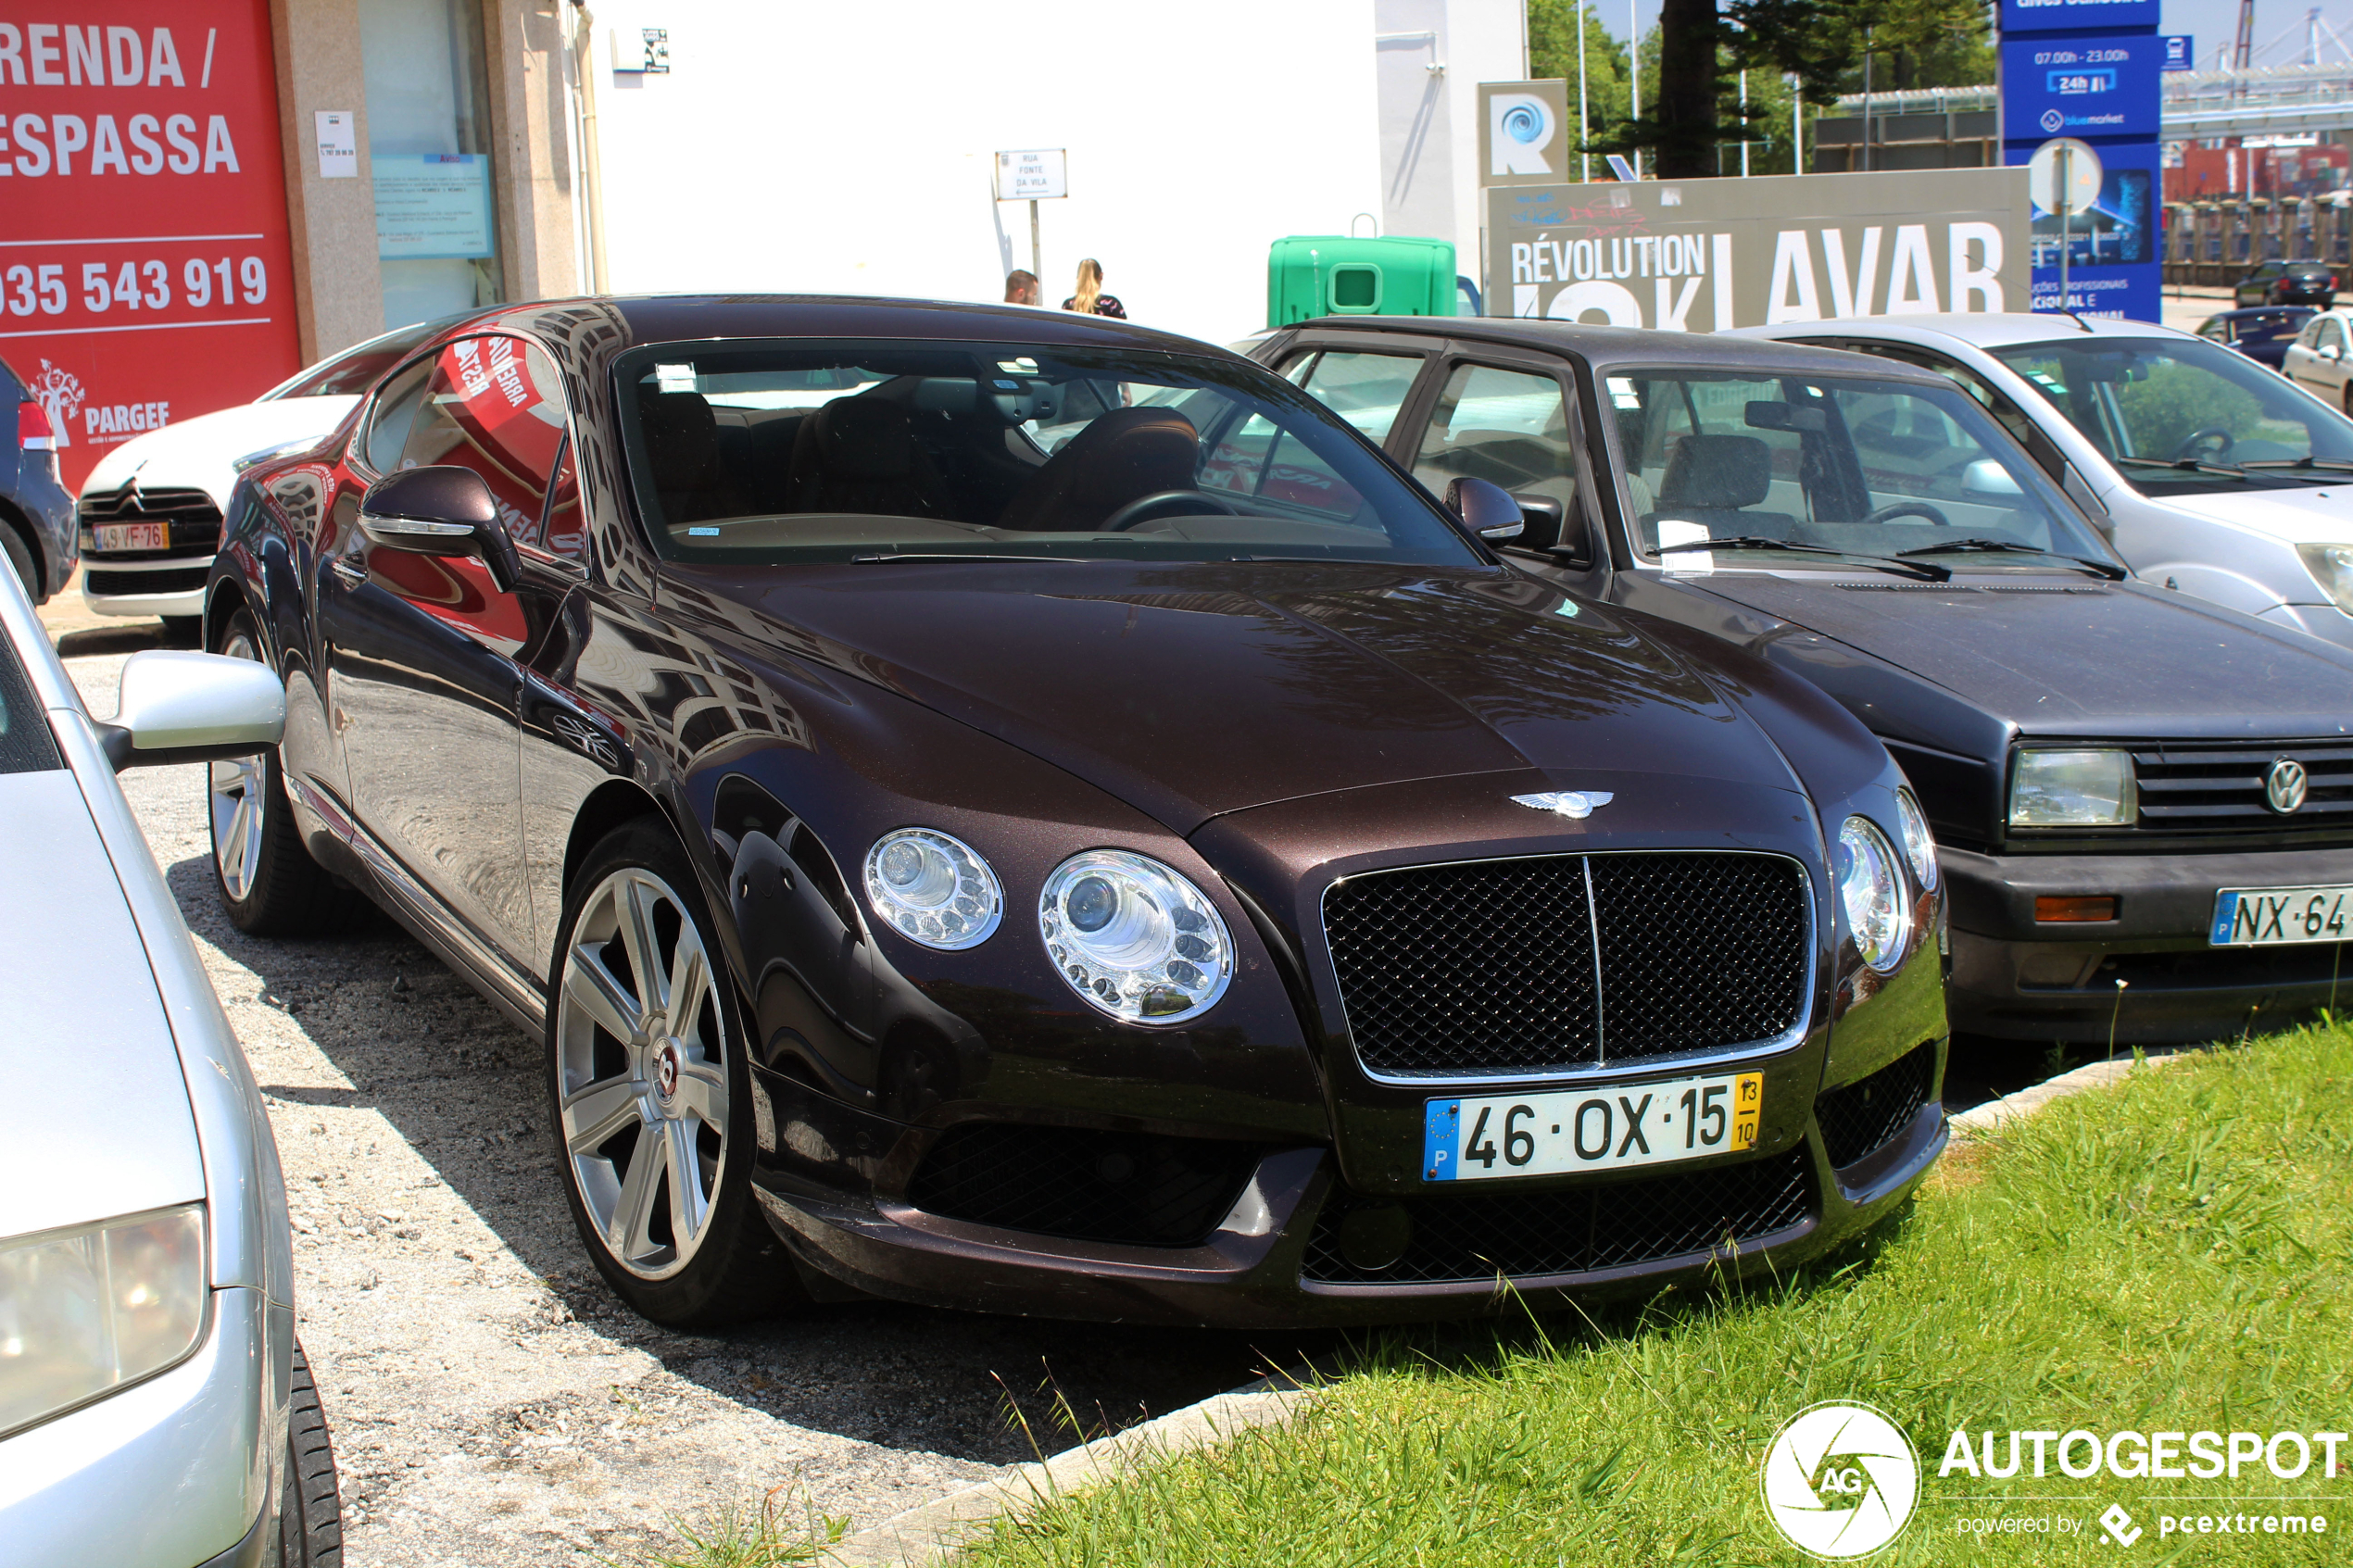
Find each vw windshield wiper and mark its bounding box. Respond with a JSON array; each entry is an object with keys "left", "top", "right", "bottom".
[
  {"left": 1894, "top": 538, "right": 2127, "bottom": 580},
  {"left": 848, "top": 552, "right": 1082, "bottom": 564},
  {"left": 1655, "top": 534, "right": 1951, "bottom": 582},
  {"left": 2112, "top": 455, "right": 2246, "bottom": 478}
]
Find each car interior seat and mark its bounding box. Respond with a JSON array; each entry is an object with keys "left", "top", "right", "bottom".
[
  {"left": 996, "top": 406, "right": 1202, "bottom": 533},
  {"left": 640, "top": 392, "right": 752, "bottom": 525},
  {"left": 785, "top": 397, "right": 955, "bottom": 519},
  {"left": 1644, "top": 433, "right": 1793, "bottom": 537}
]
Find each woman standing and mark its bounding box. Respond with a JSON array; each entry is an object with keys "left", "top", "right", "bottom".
[{"left": 1062, "top": 258, "right": 1127, "bottom": 319}]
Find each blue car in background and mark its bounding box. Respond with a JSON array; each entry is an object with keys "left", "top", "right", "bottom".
[
  {"left": 0, "top": 353, "right": 80, "bottom": 605},
  {"left": 2195, "top": 306, "right": 2318, "bottom": 372}
]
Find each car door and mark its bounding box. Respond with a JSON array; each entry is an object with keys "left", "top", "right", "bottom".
[{"left": 321, "top": 333, "right": 569, "bottom": 971}]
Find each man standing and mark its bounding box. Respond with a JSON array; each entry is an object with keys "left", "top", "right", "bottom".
[{"left": 1003, "top": 270, "right": 1040, "bottom": 306}]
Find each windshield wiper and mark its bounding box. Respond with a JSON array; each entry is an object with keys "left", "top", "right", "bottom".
[
  {"left": 2238, "top": 456, "right": 2353, "bottom": 473},
  {"left": 1894, "top": 538, "right": 2127, "bottom": 580},
  {"left": 1655, "top": 534, "right": 1951, "bottom": 582},
  {"left": 2112, "top": 455, "right": 2246, "bottom": 478},
  {"left": 848, "top": 552, "right": 1082, "bottom": 565}
]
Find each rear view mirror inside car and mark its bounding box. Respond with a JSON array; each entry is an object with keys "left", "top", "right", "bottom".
[{"left": 1745, "top": 401, "right": 1826, "bottom": 433}]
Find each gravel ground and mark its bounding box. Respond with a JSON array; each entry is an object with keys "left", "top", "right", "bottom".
[{"left": 48, "top": 604, "right": 1319, "bottom": 1566}]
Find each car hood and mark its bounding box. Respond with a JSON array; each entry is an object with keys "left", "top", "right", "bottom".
[
  {"left": 2143, "top": 481, "right": 2353, "bottom": 546},
  {"left": 669, "top": 560, "right": 1806, "bottom": 833},
  {"left": 79, "top": 395, "right": 359, "bottom": 507},
  {"left": 0, "top": 771, "right": 206, "bottom": 1239},
  {"left": 1686, "top": 571, "right": 2353, "bottom": 737}
]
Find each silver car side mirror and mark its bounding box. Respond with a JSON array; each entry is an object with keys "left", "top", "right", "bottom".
[
  {"left": 98, "top": 651, "right": 286, "bottom": 772},
  {"left": 1448, "top": 476, "right": 1525, "bottom": 541}
]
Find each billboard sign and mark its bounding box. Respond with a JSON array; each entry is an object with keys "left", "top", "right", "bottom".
[
  {"left": 1998, "top": 0, "right": 2161, "bottom": 33},
  {"left": 2013, "top": 137, "right": 2160, "bottom": 319},
  {"left": 2001, "top": 36, "right": 2165, "bottom": 141},
  {"left": 2162, "top": 34, "right": 2196, "bottom": 70},
  {"left": 0, "top": 0, "right": 303, "bottom": 490},
  {"left": 1478, "top": 80, "right": 1572, "bottom": 186},
  {"left": 1482, "top": 169, "right": 2031, "bottom": 332}
]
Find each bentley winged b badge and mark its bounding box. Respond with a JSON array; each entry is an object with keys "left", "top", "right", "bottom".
[{"left": 1512, "top": 790, "right": 1615, "bottom": 819}]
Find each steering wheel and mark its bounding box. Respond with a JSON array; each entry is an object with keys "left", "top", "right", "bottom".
[
  {"left": 1859, "top": 501, "right": 1952, "bottom": 528},
  {"left": 1101, "top": 488, "right": 1243, "bottom": 532},
  {"left": 2175, "top": 426, "right": 2236, "bottom": 463}
]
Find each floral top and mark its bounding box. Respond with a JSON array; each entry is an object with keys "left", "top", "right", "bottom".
[{"left": 1062, "top": 295, "right": 1127, "bottom": 320}]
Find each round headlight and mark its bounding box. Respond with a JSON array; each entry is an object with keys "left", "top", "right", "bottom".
[
  {"left": 1894, "top": 789, "right": 1939, "bottom": 893},
  {"left": 862, "top": 829, "right": 1002, "bottom": 950},
  {"left": 1038, "top": 849, "right": 1234, "bottom": 1023},
  {"left": 1836, "top": 816, "right": 1911, "bottom": 974}
]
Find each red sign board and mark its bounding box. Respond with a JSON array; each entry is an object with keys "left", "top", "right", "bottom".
[{"left": 0, "top": 2, "right": 302, "bottom": 490}]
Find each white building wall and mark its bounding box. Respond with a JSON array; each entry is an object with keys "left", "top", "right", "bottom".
[
  {"left": 590, "top": 0, "right": 1386, "bottom": 345},
  {"left": 1374, "top": 0, "right": 1527, "bottom": 282}
]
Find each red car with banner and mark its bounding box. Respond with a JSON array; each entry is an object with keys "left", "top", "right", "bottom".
[{"left": 0, "top": 0, "right": 302, "bottom": 492}]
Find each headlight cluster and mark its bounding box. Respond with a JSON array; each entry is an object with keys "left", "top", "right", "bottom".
[
  {"left": 0, "top": 1205, "right": 207, "bottom": 1438},
  {"left": 2298, "top": 543, "right": 2353, "bottom": 614},
  {"left": 863, "top": 831, "right": 1234, "bottom": 1024},
  {"left": 2009, "top": 749, "right": 2136, "bottom": 828},
  {"left": 1836, "top": 815, "right": 1913, "bottom": 973}
]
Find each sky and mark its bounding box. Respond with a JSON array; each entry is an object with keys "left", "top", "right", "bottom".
[{"left": 1590, "top": 0, "right": 2346, "bottom": 74}]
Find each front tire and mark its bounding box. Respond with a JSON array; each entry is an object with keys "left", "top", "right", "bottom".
[
  {"left": 278, "top": 1340, "right": 343, "bottom": 1567},
  {"left": 547, "top": 818, "right": 801, "bottom": 1328},
  {"left": 209, "top": 611, "right": 372, "bottom": 935}
]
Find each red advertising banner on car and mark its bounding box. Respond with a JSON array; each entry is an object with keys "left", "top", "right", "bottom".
[{"left": 0, "top": 1, "right": 301, "bottom": 490}]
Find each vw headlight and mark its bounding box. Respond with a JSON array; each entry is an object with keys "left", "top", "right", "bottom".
[
  {"left": 1038, "top": 850, "right": 1234, "bottom": 1023},
  {"left": 862, "top": 829, "right": 1002, "bottom": 949},
  {"left": 2009, "top": 749, "right": 2136, "bottom": 828},
  {"left": 2296, "top": 543, "right": 2353, "bottom": 613},
  {"left": 0, "top": 1205, "right": 207, "bottom": 1438},
  {"left": 1894, "top": 789, "right": 1940, "bottom": 892},
  {"left": 1837, "top": 816, "right": 1910, "bottom": 973}
]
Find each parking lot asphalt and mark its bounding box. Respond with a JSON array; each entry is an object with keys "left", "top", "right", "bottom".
[{"left": 48, "top": 595, "right": 1320, "bottom": 1566}]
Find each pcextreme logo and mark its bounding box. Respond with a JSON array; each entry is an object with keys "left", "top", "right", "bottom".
[{"left": 1761, "top": 1401, "right": 1921, "bottom": 1558}]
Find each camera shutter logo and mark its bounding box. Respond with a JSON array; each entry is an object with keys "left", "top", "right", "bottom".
[
  {"left": 2266, "top": 758, "right": 2308, "bottom": 815},
  {"left": 1489, "top": 94, "right": 1559, "bottom": 177},
  {"left": 1760, "top": 1401, "right": 1919, "bottom": 1558}
]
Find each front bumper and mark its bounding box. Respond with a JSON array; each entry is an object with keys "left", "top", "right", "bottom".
[
  {"left": 81, "top": 554, "right": 214, "bottom": 619},
  {"left": 0, "top": 1286, "right": 283, "bottom": 1568},
  {"left": 1943, "top": 843, "right": 2353, "bottom": 1041}
]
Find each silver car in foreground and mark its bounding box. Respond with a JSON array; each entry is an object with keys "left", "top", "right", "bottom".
[
  {"left": 1737, "top": 313, "right": 2353, "bottom": 653},
  {"left": 0, "top": 572, "right": 341, "bottom": 1566}
]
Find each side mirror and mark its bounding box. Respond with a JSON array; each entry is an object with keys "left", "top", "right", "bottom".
[
  {"left": 359, "top": 466, "right": 521, "bottom": 593},
  {"left": 2324, "top": 345, "right": 2344, "bottom": 362},
  {"left": 1447, "top": 476, "right": 1524, "bottom": 541},
  {"left": 1961, "top": 459, "right": 2024, "bottom": 496},
  {"left": 98, "top": 651, "right": 285, "bottom": 772}
]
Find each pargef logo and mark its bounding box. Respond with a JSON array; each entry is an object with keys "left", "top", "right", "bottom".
[{"left": 1761, "top": 1402, "right": 1920, "bottom": 1558}]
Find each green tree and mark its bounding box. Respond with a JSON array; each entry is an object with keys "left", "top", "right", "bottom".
[
  {"left": 1529, "top": 0, "right": 1634, "bottom": 169},
  {"left": 1532, "top": 4, "right": 1807, "bottom": 179}
]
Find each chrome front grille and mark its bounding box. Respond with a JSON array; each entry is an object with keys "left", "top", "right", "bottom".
[
  {"left": 77, "top": 483, "right": 223, "bottom": 558},
  {"left": 1321, "top": 851, "right": 1811, "bottom": 1081}
]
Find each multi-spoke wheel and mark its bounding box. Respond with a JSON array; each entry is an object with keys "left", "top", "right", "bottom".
[
  {"left": 208, "top": 611, "right": 371, "bottom": 936},
  {"left": 547, "top": 821, "right": 800, "bottom": 1325}
]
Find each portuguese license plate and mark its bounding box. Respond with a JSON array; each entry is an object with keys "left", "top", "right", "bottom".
[
  {"left": 94, "top": 521, "right": 167, "bottom": 553},
  {"left": 1423, "top": 1070, "right": 1763, "bottom": 1183},
  {"left": 2209, "top": 885, "right": 2353, "bottom": 947}
]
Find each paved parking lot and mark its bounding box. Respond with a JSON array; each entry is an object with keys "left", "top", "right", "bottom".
[{"left": 49, "top": 601, "right": 1314, "bottom": 1566}]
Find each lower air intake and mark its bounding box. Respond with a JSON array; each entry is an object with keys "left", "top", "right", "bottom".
[
  {"left": 1814, "top": 1042, "right": 1937, "bottom": 1169},
  {"left": 907, "top": 1124, "right": 1265, "bottom": 1248}
]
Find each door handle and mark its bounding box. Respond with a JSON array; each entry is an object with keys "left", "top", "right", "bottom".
[{"left": 330, "top": 557, "right": 366, "bottom": 587}]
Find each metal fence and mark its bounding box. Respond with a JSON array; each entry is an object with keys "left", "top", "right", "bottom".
[{"left": 2162, "top": 197, "right": 2353, "bottom": 284}]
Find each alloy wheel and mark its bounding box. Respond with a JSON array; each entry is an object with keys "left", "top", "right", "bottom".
[
  {"left": 208, "top": 629, "right": 270, "bottom": 904},
  {"left": 555, "top": 867, "right": 731, "bottom": 1280}
]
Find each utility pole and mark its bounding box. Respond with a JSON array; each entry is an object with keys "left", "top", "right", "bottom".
[
  {"left": 1862, "top": 26, "right": 1874, "bottom": 172},
  {"left": 2058, "top": 143, "right": 2073, "bottom": 311},
  {"left": 1577, "top": 0, "right": 1591, "bottom": 182},
  {"left": 1629, "top": 0, "right": 1641, "bottom": 178}
]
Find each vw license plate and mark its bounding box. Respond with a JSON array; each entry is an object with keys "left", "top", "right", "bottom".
[
  {"left": 2209, "top": 884, "right": 2353, "bottom": 947},
  {"left": 1424, "top": 1070, "right": 1763, "bottom": 1183},
  {"left": 94, "top": 521, "right": 167, "bottom": 553}
]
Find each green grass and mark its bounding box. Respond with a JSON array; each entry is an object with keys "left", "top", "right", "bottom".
[{"left": 952, "top": 1023, "right": 2353, "bottom": 1567}]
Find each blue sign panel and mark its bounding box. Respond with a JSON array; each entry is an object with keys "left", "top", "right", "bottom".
[
  {"left": 2007, "top": 138, "right": 2161, "bottom": 320},
  {"left": 2001, "top": 36, "right": 2165, "bottom": 141},
  {"left": 1999, "top": 0, "right": 2161, "bottom": 33},
  {"left": 2162, "top": 34, "right": 2195, "bottom": 70}
]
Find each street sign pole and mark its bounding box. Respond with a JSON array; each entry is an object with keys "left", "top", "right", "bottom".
[
  {"left": 2058, "top": 144, "right": 2072, "bottom": 310},
  {"left": 1030, "top": 200, "right": 1041, "bottom": 289},
  {"left": 995, "top": 149, "right": 1067, "bottom": 295}
]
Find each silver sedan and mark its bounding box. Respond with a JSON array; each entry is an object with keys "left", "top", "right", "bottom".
[{"left": 0, "top": 570, "right": 341, "bottom": 1566}]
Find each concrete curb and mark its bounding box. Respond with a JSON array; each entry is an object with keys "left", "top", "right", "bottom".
[
  {"left": 826, "top": 1373, "right": 1315, "bottom": 1566},
  {"left": 1947, "top": 1047, "right": 2189, "bottom": 1136}
]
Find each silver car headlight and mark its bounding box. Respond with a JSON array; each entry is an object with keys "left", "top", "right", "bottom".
[
  {"left": 0, "top": 1204, "right": 208, "bottom": 1438},
  {"left": 2009, "top": 749, "right": 2137, "bottom": 828},
  {"left": 1038, "top": 849, "right": 1234, "bottom": 1023},
  {"left": 1836, "top": 816, "right": 1910, "bottom": 973},
  {"left": 862, "top": 829, "right": 1003, "bottom": 949},
  {"left": 1894, "top": 789, "right": 1940, "bottom": 892},
  {"left": 2296, "top": 543, "right": 2353, "bottom": 613}
]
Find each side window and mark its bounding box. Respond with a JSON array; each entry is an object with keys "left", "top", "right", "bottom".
[
  {"left": 362, "top": 358, "right": 434, "bottom": 476},
  {"left": 540, "top": 436, "right": 585, "bottom": 559},
  {"left": 2324, "top": 320, "right": 2347, "bottom": 354},
  {"left": 397, "top": 335, "right": 572, "bottom": 553},
  {"left": 1293, "top": 350, "right": 1425, "bottom": 445},
  {"left": 1413, "top": 362, "right": 1591, "bottom": 558}
]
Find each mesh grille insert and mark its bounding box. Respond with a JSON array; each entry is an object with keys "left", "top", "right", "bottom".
[
  {"left": 1302, "top": 1148, "right": 1813, "bottom": 1285},
  {"left": 1324, "top": 852, "right": 1807, "bottom": 1079},
  {"left": 1814, "top": 1041, "right": 1936, "bottom": 1168},
  {"left": 907, "top": 1124, "right": 1265, "bottom": 1248}
]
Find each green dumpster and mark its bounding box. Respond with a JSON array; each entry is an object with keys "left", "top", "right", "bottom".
[{"left": 1265, "top": 236, "right": 1458, "bottom": 327}]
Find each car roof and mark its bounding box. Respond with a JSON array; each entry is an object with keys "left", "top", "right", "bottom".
[
  {"left": 1744, "top": 311, "right": 2203, "bottom": 350},
  {"left": 497, "top": 294, "right": 1241, "bottom": 358},
  {"left": 2211, "top": 305, "right": 2315, "bottom": 320},
  {"left": 1281, "top": 313, "right": 1943, "bottom": 382}
]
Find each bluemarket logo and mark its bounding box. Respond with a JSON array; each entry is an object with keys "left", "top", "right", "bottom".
[{"left": 1761, "top": 1402, "right": 1921, "bottom": 1558}]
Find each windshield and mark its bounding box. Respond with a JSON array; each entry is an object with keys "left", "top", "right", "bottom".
[
  {"left": 262, "top": 311, "right": 474, "bottom": 401},
  {"left": 1987, "top": 335, "right": 2353, "bottom": 493},
  {"left": 1604, "top": 370, "right": 2111, "bottom": 567},
  {"left": 615, "top": 341, "right": 1478, "bottom": 566}
]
